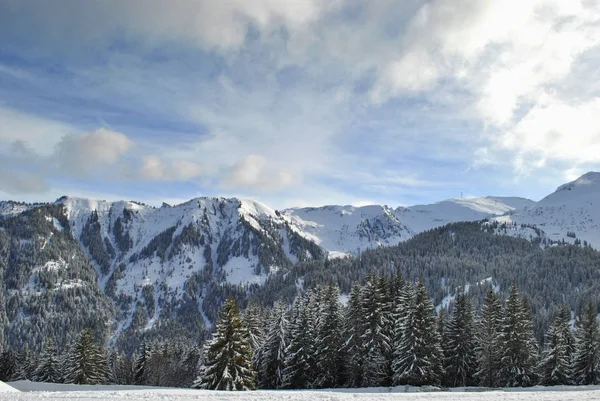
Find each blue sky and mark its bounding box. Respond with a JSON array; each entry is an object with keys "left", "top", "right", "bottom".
[{"left": 0, "top": 0, "right": 599, "bottom": 208}]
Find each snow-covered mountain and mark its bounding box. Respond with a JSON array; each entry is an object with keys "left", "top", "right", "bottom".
[
  {"left": 1, "top": 172, "right": 599, "bottom": 343},
  {"left": 494, "top": 172, "right": 600, "bottom": 248}
]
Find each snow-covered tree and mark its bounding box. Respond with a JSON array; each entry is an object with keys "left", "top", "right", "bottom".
[
  {"left": 475, "top": 289, "right": 502, "bottom": 387},
  {"left": 360, "top": 272, "right": 390, "bottom": 387},
  {"left": 195, "top": 296, "right": 255, "bottom": 390},
  {"left": 64, "top": 328, "right": 108, "bottom": 385},
  {"left": 282, "top": 294, "right": 314, "bottom": 389},
  {"left": 393, "top": 278, "right": 443, "bottom": 386},
  {"left": 133, "top": 340, "right": 151, "bottom": 385},
  {"left": 571, "top": 300, "right": 600, "bottom": 385},
  {"left": 343, "top": 283, "right": 365, "bottom": 387},
  {"left": 443, "top": 292, "right": 478, "bottom": 387},
  {"left": 34, "top": 337, "right": 59, "bottom": 383},
  {"left": 313, "top": 284, "right": 344, "bottom": 388},
  {"left": 259, "top": 299, "right": 288, "bottom": 389},
  {"left": 539, "top": 305, "right": 575, "bottom": 385},
  {"left": 497, "top": 285, "right": 538, "bottom": 387}
]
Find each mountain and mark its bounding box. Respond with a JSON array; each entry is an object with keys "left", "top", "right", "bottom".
[
  {"left": 493, "top": 172, "right": 600, "bottom": 247},
  {"left": 1, "top": 172, "right": 599, "bottom": 352}
]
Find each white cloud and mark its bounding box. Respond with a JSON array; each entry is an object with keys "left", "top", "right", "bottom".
[
  {"left": 54, "top": 128, "right": 133, "bottom": 174},
  {"left": 138, "top": 155, "right": 205, "bottom": 182},
  {"left": 223, "top": 154, "right": 294, "bottom": 191},
  {"left": 0, "top": 170, "right": 50, "bottom": 194},
  {"left": 0, "top": 107, "right": 76, "bottom": 155}
]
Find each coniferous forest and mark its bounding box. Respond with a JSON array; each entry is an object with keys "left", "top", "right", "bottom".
[{"left": 2, "top": 273, "right": 600, "bottom": 390}]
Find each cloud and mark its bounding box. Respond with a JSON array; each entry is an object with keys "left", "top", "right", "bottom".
[
  {"left": 54, "top": 128, "right": 133, "bottom": 174},
  {"left": 0, "top": 170, "right": 50, "bottom": 194},
  {"left": 137, "top": 155, "right": 205, "bottom": 181},
  {"left": 1, "top": 0, "right": 335, "bottom": 54},
  {"left": 223, "top": 155, "right": 294, "bottom": 191}
]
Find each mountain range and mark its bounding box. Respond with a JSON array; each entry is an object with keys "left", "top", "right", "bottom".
[{"left": 1, "top": 171, "right": 599, "bottom": 349}]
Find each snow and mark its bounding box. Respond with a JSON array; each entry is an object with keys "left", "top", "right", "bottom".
[
  {"left": 0, "top": 380, "right": 19, "bottom": 392},
  {"left": 5, "top": 381, "right": 600, "bottom": 401},
  {"left": 492, "top": 171, "right": 600, "bottom": 248},
  {"left": 223, "top": 256, "right": 267, "bottom": 286}
]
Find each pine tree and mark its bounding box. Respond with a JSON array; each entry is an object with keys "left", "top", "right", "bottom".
[
  {"left": 64, "top": 328, "right": 108, "bottom": 385},
  {"left": 313, "top": 284, "right": 344, "bottom": 388},
  {"left": 133, "top": 340, "right": 151, "bottom": 385},
  {"left": 497, "top": 285, "right": 538, "bottom": 387},
  {"left": 443, "top": 292, "right": 478, "bottom": 387},
  {"left": 360, "top": 272, "right": 390, "bottom": 387},
  {"left": 571, "top": 300, "right": 600, "bottom": 385},
  {"left": 393, "top": 278, "right": 443, "bottom": 386},
  {"left": 244, "top": 301, "right": 267, "bottom": 373},
  {"left": 282, "top": 294, "right": 313, "bottom": 389},
  {"left": 196, "top": 296, "right": 255, "bottom": 390},
  {"left": 475, "top": 289, "right": 502, "bottom": 387},
  {"left": 259, "top": 299, "right": 288, "bottom": 389},
  {"left": 343, "top": 283, "right": 365, "bottom": 387},
  {"left": 539, "top": 305, "right": 575, "bottom": 385},
  {"left": 34, "top": 337, "right": 59, "bottom": 383}
]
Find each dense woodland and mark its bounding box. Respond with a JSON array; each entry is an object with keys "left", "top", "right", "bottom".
[{"left": 2, "top": 274, "right": 600, "bottom": 390}]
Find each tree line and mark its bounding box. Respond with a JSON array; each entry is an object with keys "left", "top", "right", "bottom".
[
  {"left": 197, "top": 271, "right": 600, "bottom": 390},
  {"left": 1, "top": 270, "right": 599, "bottom": 390}
]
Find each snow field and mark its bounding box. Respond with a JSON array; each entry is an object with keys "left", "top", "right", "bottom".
[{"left": 5, "top": 386, "right": 600, "bottom": 401}]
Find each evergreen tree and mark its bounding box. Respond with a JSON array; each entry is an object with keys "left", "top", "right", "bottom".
[
  {"left": 343, "top": 283, "right": 365, "bottom": 387},
  {"left": 282, "top": 294, "right": 313, "bottom": 389},
  {"left": 443, "top": 292, "right": 478, "bottom": 387},
  {"left": 475, "top": 289, "right": 502, "bottom": 387},
  {"left": 0, "top": 349, "right": 17, "bottom": 382},
  {"left": 133, "top": 340, "right": 151, "bottom": 385},
  {"left": 539, "top": 305, "right": 575, "bottom": 385},
  {"left": 64, "top": 328, "right": 108, "bottom": 385},
  {"left": 196, "top": 296, "right": 255, "bottom": 390},
  {"left": 497, "top": 285, "right": 538, "bottom": 387},
  {"left": 313, "top": 284, "right": 344, "bottom": 388},
  {"left": 34, "top": 338, "right": 59, "bottom": 383},
  {"left": 393, "top": 278, "right": 443, "bottom": 386},
  {"left": 360, "top": 272, "right": 390, "bottom": 387},
  {"left": 244, "top": 301, "right": 267, "bottom": 373},
  {"left": 571, "top": 300, "right": 600, "bottom": 385},
  {"left": 259, "top": 299, "right": 288, "bottom": 389}
]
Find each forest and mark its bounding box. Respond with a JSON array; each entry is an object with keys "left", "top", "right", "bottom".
[{"left": 2, "top": 272, "right": 599, "bottom": 390}]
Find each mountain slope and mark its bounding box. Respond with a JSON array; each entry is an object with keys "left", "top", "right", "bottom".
[{"left": 494, "top": 172, "right": 600, "bottom": 247}]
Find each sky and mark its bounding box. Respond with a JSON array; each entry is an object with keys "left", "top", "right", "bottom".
[{"left": 0, "top": 0, "right": 599, "bottom": 209}]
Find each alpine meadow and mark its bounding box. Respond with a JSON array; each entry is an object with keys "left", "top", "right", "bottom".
[{"left": 1, "top": 0, "right": 600, "bottom": 399}]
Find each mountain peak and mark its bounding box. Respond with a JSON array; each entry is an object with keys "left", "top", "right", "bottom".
[{"left": 556, "top": 171, "right": 600, "bottom": 192}]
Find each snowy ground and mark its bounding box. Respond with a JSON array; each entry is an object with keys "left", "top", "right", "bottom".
[{"left": 4, "top": 382, "right": 600, "bottom": 401}]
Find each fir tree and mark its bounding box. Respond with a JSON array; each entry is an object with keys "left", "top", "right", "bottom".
[
  {"left": 343, "top": 283, "right": 365, "bottom": 387},
  {"left": 475, "top": 289, "right": 502, "bottom": 387},
  {"left": 133, "top": 340, "right": 151, "bottom": 385},
  {"left": 64, "top": 328, "right": 108, "bottom": 385},
  {"left": 539, "top": 305, "right": 575, "bottom": 385},
  {"left": 196, "top": 296, "right": 255, "bottom": 390},
  {"left": 393, "top": 278, "right": 443, "bottom": 386},
  {"left": 259, "top": 299, "right": 288, "bottom": 389},
  {"left": 360, "top": 272, "right": 390, "bottom": 387},
  {"left": 497, "top": 285, "right": 538, "bottom": 387},
  {"left": 34, "top": 337, "right": 59, "bottom": 383},
  {"left": 571, "top": 300, "right": 600, "bottom": 385},
  {"left": 282, "top": 294, "right": 313, "bottom": 389},
  {"left": 443, "top": 292, "right": 478, "bottom": 387},
  {"left": 313, "top": 284, "right": 344, "bottom": 388}
]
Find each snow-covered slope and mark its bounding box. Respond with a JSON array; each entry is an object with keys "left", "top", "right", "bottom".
[
  {"left": 280, "top": 196, "right": 535, "bottom": 258},
  {"left": 54, "top": 196, "right": 323, "bottom": 338},
  {"left": 281, "top": 205, "right": 411, "bottom": 258},
  {"left": 396, "top": 196, "right": 535, "bottom": 234},
  {"left": 494, "top": 172, "right": 600, "bottom": 247}
]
